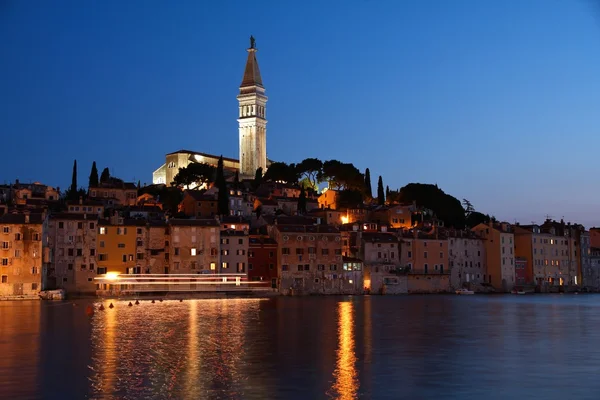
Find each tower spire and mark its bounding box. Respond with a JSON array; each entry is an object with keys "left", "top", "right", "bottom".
[
  {"left": 238, "top": 36, "right": 268, "bottom": 178},
  {"left": 241, "top": 35, "right": 263, "bottom": 89}
]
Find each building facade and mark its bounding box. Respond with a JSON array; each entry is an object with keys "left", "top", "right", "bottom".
[
  {"left": 0, "top": 213, "right": 45, "bottom": 298},
  {"left": 447, "top": 230, "right": 487, "bottom": 290},
  {"left": 473, "top": 222, "right": 515, "bottom": 292}
]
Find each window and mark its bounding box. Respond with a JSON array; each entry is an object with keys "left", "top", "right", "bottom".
[
  {"left": 58, "top": 222, "right": 64, "bottom": 229},
  {"left": 14, "top": 233, "right": 21, "bottom": 241},
  {"left": 237, "top": 250, "right": 245, "bottom": 255},
  {"left": 221, "top": 238, "right": 229, "bottom": 244},
  {"left": 68, "top": 264, "right": 73, "bottom": 270},
  {"left": 249, "top": 263, "right": 253, "bottom": 270},
  {"left": 31, "top": 283, "right": 38, "bottom": 290},
  {"left": 282, "top": 264, "right": 289, "bottom": 271},
  {"left": 117, "top": 227, "right": 127, "bottom": 235},
  {"left": 90, "top": 263, "right": 94, "bottom": 270},
  {"left": 122, "top": 255, "right": 127, "bottom": 262},
  {"left": 100, "top": 241, "right": 105, "bottom": 248},
  {"left": 222, "top": 262, "right": 229, "bottom": 269},
  {"left": 77, "top": 222, "right": 83, "bottom": 229},
  {"left": 99, "top": 227, "right": 106, "bottom": 235},
  {"left": 221, "top": 249, "right": 229, "bottom": 256},
  {"left": 14, "top": 249, "right": 20, "bottom": 258},
  {"left": 282, "top": 248, "right": 290, "bottom": 255},
  {"left": 296, "top": 248, "right": 304, "bottom": 255},
  {"left": 77, "top": 249, "right": 82, "bottom": 256},
  {"left": 440, "top": 252, "right": 443, "bottom": 258},
  {"left": 97, "top": 267, "right": 107, "bottom": 275},
  {"left": 98, "top": 254, "right": 107, "bottom": 261},
  {"left": 269, "top": 251, "right": 274, "bottom": 258},
  {"left": 238, "top": 239, "right": 243, "bottom": 245},
  {"left": 297, "top": 265, "right": 303, "bottom": 272},
  {"left": 118, "top": 243, "right": 125, "bottom": 248},
  {"left": 318, "top": 264, "right": 325, "bottom": 271},
  {"left": 174, "top": 262, "right": 180, "bottom": 270},
  {"left": 269, "top": 263, "right": 274, "bottom": 270},
  {"left": 237, "top": 262, "right": 245, "bottom": 272},
  {"left": 322, "top": 249, "right": 329, "bottom": 255},
  {"left": 128, "top": 254, "right": 133, "bottom": 261},
  {"left": 89, "top": 222, "right": 95, "bottom": 229},
  {"left": 90, "top": 249, "right": 96, "bottom": 256},
  {"left": 248, "top": 250, "right": 255, "bottom": 258},
  {"left": 191, "top": 248, "right": 197, "bottom": 256},
  {"left": 68, "top": 249, "right": 74, "bottom": 256},
  {"left": 1, "top": 242, "right": 9, "bottom": 249},
  {"left": 424, "top": 251, "right": 428, "bottom": 259},
  {"left": 210, "top": 262, "right": 216, "bottom": 270},
  {"left": 2, "top": 258, "right": 8, "bottom": 266},
  {"left": 1, "top": 275, "right": 7, "bottom": 283},
  {"left": 407, "top": 251, "right": 412, "bottom": 258},
  {"left": 175, "top": 248, "right": 180, "bottom": 256},
  {"left": 137, "top": 253, "right": 144, "bottom": 260},
  {"left": 330, "top": 264, "right": 337, "bottom": 271}
]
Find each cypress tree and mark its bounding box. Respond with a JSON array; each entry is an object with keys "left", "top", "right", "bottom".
[
  {"left": 71, "top": 160, "right": 77, "bottom": 193},
  {"left": 364, "top": 168, "right": 372, "bottom": 198},
  {"left": 216, "top": 156, "right": 229, "bottom": 216},
  {"left": 100, "top": 167, "right": 110, "bottom": 184},
  {"left": 298, "top": 184, "right": 307, "bottom": 214},
  {"left": 89, "top": 161, "right": 99, "bottom": 187},
  {"left": 252, "top": 167, "right": 263, "bottom": 190},
  {"left": 233, "top": 170, "right": 240, "bottom": 190},
  {"left": 377, "top": 176, "right": 385, "bottom": 206}
]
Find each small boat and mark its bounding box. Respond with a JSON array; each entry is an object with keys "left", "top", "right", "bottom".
[
  {"left": 516, "top": 291, "right": 526, "bottom": 295},
  {"left": 39, "top": 289, "right": 66, "bottom": 300},
  {"left": 456, "top": 288, "right": 475, "bottom": 295}
]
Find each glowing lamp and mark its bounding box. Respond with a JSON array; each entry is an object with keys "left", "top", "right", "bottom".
[{"left": 105, "top": 272, "right": 120, "bottom": 281}]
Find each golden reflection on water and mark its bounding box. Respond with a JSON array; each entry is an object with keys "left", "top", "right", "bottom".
[
  {"left": 331, "top": 301, "right": 359, "bottom": 400},
  {"left": 89, "top": 298, "right": 263, "bottom": 399}
]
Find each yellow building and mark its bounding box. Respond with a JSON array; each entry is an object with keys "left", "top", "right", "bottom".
[
  {"left": 472, "top": 222, "right": 515, "bottom": 292},
  {"left": 96, "top": 220, "right": 139, "bottom": 275},
  {"left": 0, "top": 213, "right": 44, "bottom": 298}
]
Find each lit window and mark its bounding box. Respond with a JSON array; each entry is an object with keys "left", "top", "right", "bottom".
[
  {"left": 210, "top": 262, "right": 216, "bottom": 270},
  {"left": 99, "top": 227, "right": 106, "bottom": 235},
  {"left": 349, "top": 279, "right": 353, "bottom": 284},
  {"left": 191, "top": 248, "right": 197, "bottom": 256}
]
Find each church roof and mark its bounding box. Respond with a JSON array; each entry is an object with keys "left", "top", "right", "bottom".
[
  {"left": 240, "top": 44, "right": 263, "bottom": 88},
  {"left": 166, "top": 150, "right": 239, "bottom": 164}
]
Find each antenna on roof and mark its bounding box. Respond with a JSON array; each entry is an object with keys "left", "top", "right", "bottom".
[{"left": 545, "top": 214, "right": 553, "bottom": 220}]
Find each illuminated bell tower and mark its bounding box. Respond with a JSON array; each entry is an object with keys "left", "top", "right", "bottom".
[{"left": 238, "top": 35, "right": 268, "bottom": 179}]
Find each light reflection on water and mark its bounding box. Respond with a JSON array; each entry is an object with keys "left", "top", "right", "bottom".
[
  {"left": 5, "top": 296, "right": 600, "bottom": 399},
  {"left": 329, "top": 301, "right": 359, "bottom": 400},
  {"left": 88, "top": 298, "right": 264, "bottom": 399}
]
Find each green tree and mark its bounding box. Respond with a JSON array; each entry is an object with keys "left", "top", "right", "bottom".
[
  {"left": 321, "top": 160, "right": 364, "bottom": 191},
  {"left": 377, "top": 176, "right": 385, "bottom": 206},
  {"left": 172, "top": 163, "right": 216, "bottom": 188},
  {"left": 398, "top": 183, "right": 466, "bottom": 228},
  {"left": 297, "top": 158, "right": 323, "bottom": 190},
  {"left": 298, "top": 184, "right": 307, "bottom": 214},
  {"left": 71, "top": 160, "right": 77, "bottom": 193},
  {"left": 89, "top": 161, "right": 99, "bottom": 187},
  {"left": 263, "top": 162, "right": 299, "bottom": 183},
  {"left": 233, "top": 170, "right": 240, "bottom": 190},
  {"left": 252, "top": 167, "right": 263, "bottom": 190},
  {"left": 216, "top": 156, "right": 229, "bottom": 216},
  {"left": 100, "top": 167, "right": 110, "bottom": 184},
  {"left": 364, "top": 168, "right": 372, "bottom": 198}
]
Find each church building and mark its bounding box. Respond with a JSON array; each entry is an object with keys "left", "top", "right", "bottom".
[{"left": 152, "top": 36, "right": 270, "bottom": 185}]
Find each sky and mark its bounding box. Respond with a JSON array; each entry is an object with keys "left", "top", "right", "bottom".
[{"left": 1, "top": 0, "right": 600, "bottom": 226}]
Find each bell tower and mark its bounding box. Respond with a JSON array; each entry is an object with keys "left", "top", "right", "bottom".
[{"left": 238, "top": 36, "right": 268, "bottom": 178}]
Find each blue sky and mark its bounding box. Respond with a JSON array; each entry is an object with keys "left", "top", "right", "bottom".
[{"left": 1, "top": 0, "right": 600, "bottom": 225}]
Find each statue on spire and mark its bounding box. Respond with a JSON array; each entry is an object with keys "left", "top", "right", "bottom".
[{"left": 250, "top": 35, "right": 256, "bottom": 49}]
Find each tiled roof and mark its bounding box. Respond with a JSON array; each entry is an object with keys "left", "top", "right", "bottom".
[
  {"left": 0, "top": 213, "right": 44, "bottom": 224},
  {"left": 49, "top": 213, "right": 100, "bottom": 221},
  {"left": 168, "top": 218, "right": 219, "bottom": 227}
]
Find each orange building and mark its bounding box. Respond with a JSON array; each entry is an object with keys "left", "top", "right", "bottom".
[{"left": 472, "top": 222, "right": 515, "bottom": 292}]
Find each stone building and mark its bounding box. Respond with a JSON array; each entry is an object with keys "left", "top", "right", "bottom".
[
  {"left": 272, "top": 223, "right": 351, "bottom": 295},
  {"left": 447, "top": 229, "right": 487, "bottom": 290},
  {"left": 0, "top": 213, "right": 45, "bottom": 298},
  {"left": 167, "top": 219, "right": 220, "bottom": 273},
  {"left": 47, "top": 213, "right": 99, "bottom": 294},
  {"left": 219, "top": 230, "right": 249, "bottom": 274}
]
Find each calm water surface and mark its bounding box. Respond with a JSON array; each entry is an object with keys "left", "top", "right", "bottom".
[{"left": 1, "top": 295, "right": 600, "bottom": 399}]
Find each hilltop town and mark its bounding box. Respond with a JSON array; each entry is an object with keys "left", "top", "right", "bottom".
[{"left": 1, "top": 37, "right": 598, "bottom": 299}]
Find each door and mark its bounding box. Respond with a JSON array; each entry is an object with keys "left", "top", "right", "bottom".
[{"left": 13, "top": 283, "right": 23, "bottom": 296}]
